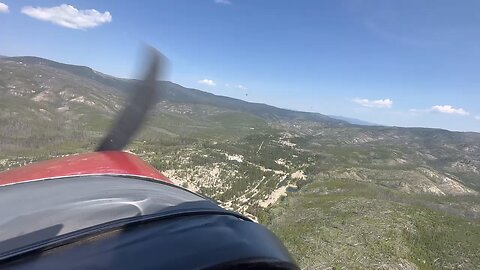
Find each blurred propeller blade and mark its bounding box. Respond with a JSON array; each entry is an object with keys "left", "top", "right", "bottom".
[{"left": 96, "top": 48, "right": 166, "bottom": 151}]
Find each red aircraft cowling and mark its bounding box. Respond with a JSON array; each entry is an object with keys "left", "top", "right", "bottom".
[{"left": 0, "top": 151, "right": 172, "bottom": 186}]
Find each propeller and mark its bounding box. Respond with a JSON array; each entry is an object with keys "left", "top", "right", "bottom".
[{"left": 96, "top": 47, "right": 167, "bottom": 151}]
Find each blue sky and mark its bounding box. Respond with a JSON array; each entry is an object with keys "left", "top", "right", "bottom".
[{"left": 1, "top": 0, "right": 479, "bottom": 132}]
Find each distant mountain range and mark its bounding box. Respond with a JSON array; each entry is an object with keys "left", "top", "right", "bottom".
[
  {"left": 328, "top": 115, "right": 377, "bottom": 126},
  {"left": 0, "top": 56, "right": 441, "bottom": 130},
  {"left": 4, "top": 56, "right": 347, "bottom": 125}
]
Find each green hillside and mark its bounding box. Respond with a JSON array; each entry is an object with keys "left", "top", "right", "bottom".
[{"left": 1, "top": 56, "right": 479, "bottom": 269}]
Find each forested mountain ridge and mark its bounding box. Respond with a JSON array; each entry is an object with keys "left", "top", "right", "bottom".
[{"left": 1, "top": 56, "right": 479, "bottom": 269}]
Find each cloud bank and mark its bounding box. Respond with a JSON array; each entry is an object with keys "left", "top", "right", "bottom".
[
  {"left": 21, "top": 4, "right": 112, "bottom": 30},
  {"left": 215, "top": 0, "right": 232, "bottom": 5},
  {"left": 198, "top": 79, "right": 216, "bottom": 86},
  {"left": 0, "top": 2, "right": 8, "bottom": 13},
  {"left": 430, "top": 105, "right": 469, "bottom": 116},
  {"left": 234, "top": 84, "right": 247, "bottom": 90},
  {"left": 353, "top": 98, "right": 393, "bottom": 108},
  {"left": 226, "top": 83, "right": 248, "bottom": 90}
]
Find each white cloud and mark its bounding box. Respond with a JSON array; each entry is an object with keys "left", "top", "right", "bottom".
[
  {"left": 198, "top": 79, "right": 216, "bottom": 86},
  {"left": 215, "top": 0, "right": 232, "bottom": 4},
  {"left": 234, "top": 84, "right": 247, "bottom": 90},
  {"left": 225, "top": 83, "right": 248, "bottom": 90},
  {"left": 474, "top": 115, "right": 480, "bottom": 120},
  {"left": 21, "top": 4, "right": 112, "bottom": 30},
  {"left": 431, "top": 105, "right": 469, "bottom": 116},
  {"left": 0, "top": 2, "right": 8, "bottom": 13},
  {"left": 353, "top": 98, "right": 393, "bottom": 108}
]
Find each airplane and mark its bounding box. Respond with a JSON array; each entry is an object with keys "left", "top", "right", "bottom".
[{"left": 0, "top": 49, "right": 298, "bottom": 270}]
